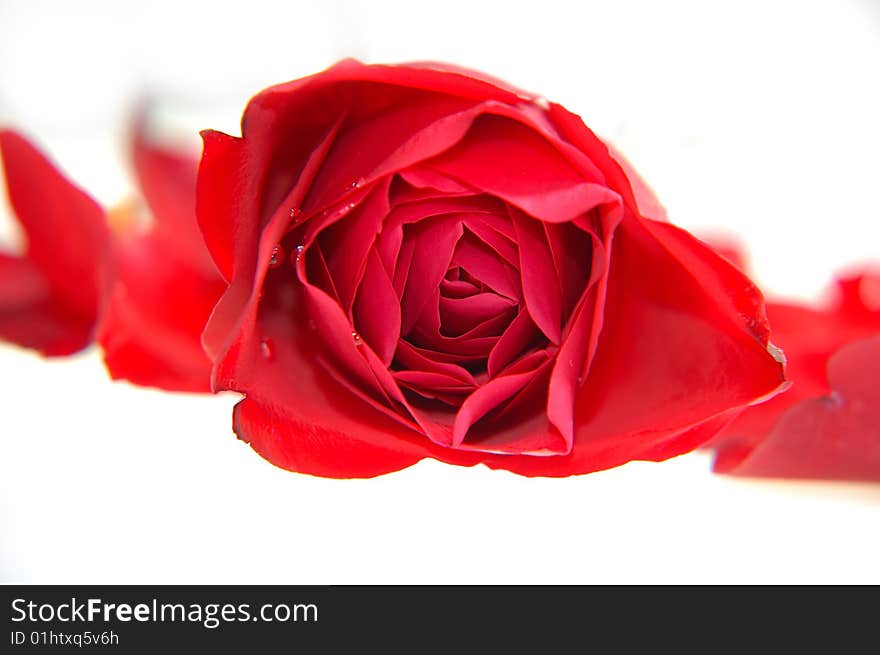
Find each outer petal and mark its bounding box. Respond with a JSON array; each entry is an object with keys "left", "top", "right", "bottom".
[
  {"left": 0, "top": 129, "right": 110, "bottom": 356},
  {"left": 604, "top": 142, "right": 668, "bottom": 222},
  {"left": 228, "top": 285, "right": 482, "bottom": 478}
]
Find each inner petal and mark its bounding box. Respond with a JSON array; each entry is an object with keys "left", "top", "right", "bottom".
[
  {"left": 451, "top": 229, "right": 521, "bottom": 301},
  {"left": 399, "top": 216, "right": 463, "bottom": 334},
  {"left": 439, "top": 292, "right": 516, "bottom": 337}
]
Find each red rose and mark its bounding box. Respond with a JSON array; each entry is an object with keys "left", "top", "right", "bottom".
[
  {"left": 191, "top": 60, "right": 785, "bottom": 478},
  {"left": 711, "top": 270, "right": 880, "bottom": 481},
  {"left": 0, "top": 130, "right": 110, "bottom": 356}
]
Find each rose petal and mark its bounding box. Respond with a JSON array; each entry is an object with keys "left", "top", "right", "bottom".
[
  {"left": 708, "top": 270, "right": 880, "bottom": 479},
  {"left": 714, "top": 335, "right": 880, "bottom": 481},
  {"left": 0, "top": 129, "right": 109, "bottom": 356},
  {"left": 511, "top": 208, "right": 563, "bottom": 343},
  {"left": 543, "top": 220, "right": 593, "bottom": 319},
  {"left": 398, "top": 167, "right": 472, "bottom": 194},
  {"left": 604, "top": 141, "right": 668, "bottom": 222},
  {"left": 461, "top": 214, "right": 519, "bottom": 267},
  {"left": 201, "top": 114, "right": 345, "bottom": 362},
  {"left": 457, "top": 359, "right": 568, "bottom": 455},
  {"left": 571, "top": 218, "right": 785, "bottom": 447},
  {"left": 452, "top": 350, "right": 552, "bottom": 447},
  {"left": 399, "top": 217, "right": 463, "bottom": 333},
  {"left": 426, "top": 114, "right": 620, "bottom": 223},
  {"left": 131, "top": 111, "right": 216, "bottom": 275},
  {"left": 487, "top": 309, "right": 542, "bottom": 378},
  {"left": 544, "top": 205, "right": 619, "bottom": 452},
  {"left": 353, "top": 247, "right": 400, "bottom": 365},
  {"left": 393, "top": 339, "right": 476, "bottom": 385},
  {"left": 545, "top": 103, "right": 648, "bottom": 218},
  {"left": 304, "top": 93, "right": 479, "bottom": 210},
  {"left": 439, "top": 292, "right": 516, "bottom": 337},
  {"left": 319, "top": 181, "right": 390, "bottom": 313},
  {"left": 408, "top": 284, "right": 510, "bottom": 358},
  {"left": 450, "top": 228, "right": 521, "bottom": 300},
  {"left": 0, "top": 252, "right": 85, "bottom": 353},
  {"left": 96, "top": 120, "right": 226, "bottom": 391},
  {"left": 0, "top": 253, "right": 48, "bottom": 308},
  {"left": 98, "top": 234, "right": 224, "bottom": 392}
]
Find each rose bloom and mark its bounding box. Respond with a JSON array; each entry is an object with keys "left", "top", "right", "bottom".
[{"left": 165, "top": 60, "right": 784, "bottom": 478}]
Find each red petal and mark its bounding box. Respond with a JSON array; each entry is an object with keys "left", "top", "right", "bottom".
[
  {"left": 604, "top": 142, "right": 668, "bottom": 222},
  {"left": 0, "top": 253, "right": 48, "bottom": 308},
  {"left": 715, "top": 335, "right": 880, "bottom": 481},
  {"left": 427, "top": 114, "right": 619, "bottom": 223},
  {"left": 511, "top": 208, "right": 563, "bottom": 343},
  {"left": 711, "top": 270, "right": 880, "bottom": 480},
  {"left": 96, "top": 121, "right": 225, "bottom": 392},
  {"left": 452, "top": 352, "right": 552, "bottom": 448},
  {"left": 201, "top": 114, "right": 346, "bottom": 363},
  {"left": 399, "top": 217, "right": 463, "bottom": 333},
  {"left": 451, "top": 229, "right": 520, "bottom": 300},
  {"left": 319, "top": 181, "right": 390, "bottom": 312},
  {"left": 394, "top": 339, "right": 476, "bottom": 386},
  {"left": 132, "top": 112, "right": 217, "bottom": 276},
  {"left": 353, "top": 248, "right": 400, "bottom": 365},
  {"left": 577, "top": 218, "right": 784, "bottom": 437},
  {"left": 487, "top": 309, "right": 541, "bottom": 378},
  {"left": 233, "top": 397, "right": 427, "bottom": 479},
  {"left": 98, "top": 234, "right": 224, "bottom": 392},
  {"left": 196, "top": 130, "right": 248, "bottom": 282},
  {"left": 0, "top": 129, "right": 109, "bottom": 356},
  {"left": 544, "top": 203, "right": 619, "bottom": 451}
]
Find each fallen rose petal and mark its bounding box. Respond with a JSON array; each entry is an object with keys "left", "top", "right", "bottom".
[
  {"left": 96, "top": 114, "right": 225, "bottom": 392},
  {"left": 714, "top": 335, "right": 880, "bottom": 481},
  {"left": 0, "top": 129, "right": 110, "bottom": 356}
]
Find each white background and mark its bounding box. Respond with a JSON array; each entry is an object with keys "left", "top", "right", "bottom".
[{"left": 1, "top": 0, "right": 879, "bottom": 583}]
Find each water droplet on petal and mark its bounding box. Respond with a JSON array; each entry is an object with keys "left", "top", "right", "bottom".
[
  {"left": 292, "top": 244, "right": 304, "bottom": 266},
  {"left": 352, "top": 331, "right": 362, "bottom": 346},
  {"left": 289, "top": 207, "right": 302, "bottom": 220},
  {"left": 268, "top": 245, "right": 284, "bottom": 269},
  {"left": 534, "top": 96, "right": 550, "bottom": 110},
  {"left": 349, "top": 178, "right": 364, "bottom": 190},
  {"left": 260, "top": 338, "right": 275, "bottom": 360}
]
